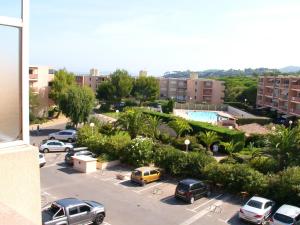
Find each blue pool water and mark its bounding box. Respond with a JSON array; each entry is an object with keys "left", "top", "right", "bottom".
[{"left": 187, "top": 111, "right": 219, "bottom": 123}]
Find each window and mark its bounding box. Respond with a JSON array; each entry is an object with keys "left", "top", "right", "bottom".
[
  {"left": 144, "top": 171, "right": 150, "bottom": 176},
  {"left": 150, "top": 170, "right": 158, "bottom": 175},
  {"left": 69, "top": 207, "right": 79, "bottom": 215},
  {"left": 246, "top": 200, "right": 262, "bottom": 209},
  {"left": 79, "top": 205, "right": 91, "bottom": 213},
  {"left": 0, "top": 0, "right": 21, "bottom": 18},
  {"left": 54, "top": 208, "right": 65, "bottom": 218}
]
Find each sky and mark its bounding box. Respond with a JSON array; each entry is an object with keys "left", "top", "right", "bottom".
[{"left": 24, "top": 0, "right": 300, "bottom": 75}]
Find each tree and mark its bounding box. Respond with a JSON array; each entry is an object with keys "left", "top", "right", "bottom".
[
  {"left": 59, "top": 86, "right": 95, "bottom": 126},
  {"left": 111, "top": 69, "right": 133, "bottom": 101},
  {"left": 49, "top": 69, "right": 76, "bottom": 105},
  {"left": 221, "top": 140, "right": 243, "bottom": 156},
  {"left": 168, "top": 118, "right": 192, "bottom": 138},
  {"left": 198, "top": 131, "right": 219, "bottom": 151},
  {"left": 132, "top": 75, "right": 159, "bottom": 105},
  {"left": 96, "top": 81, "right": 116, "bottom": 102},
  {"left": 263, "top": 125, "right": 300, "bottom": 170},
  {"left": 116, "top": 108, "right": 145, "bottom": 139},
  {"left": 29, "top": 87, "right": 39, "bottom": 114},
  {"left": 144, "top": 116, "right": 161, "bottom": 139}
]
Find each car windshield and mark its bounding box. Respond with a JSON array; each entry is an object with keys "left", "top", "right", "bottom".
[
  {"left": 133, "top": 170, "right": 142, "bottom": 176},
  {"left": 274, "top": 213, "right": 293, "bottom": 224},
  {"left": 177, "top": 183, "right": 190, "bottom": 192},
  {"left": 247, "top": 200, "right": 263, "bottom": 209}
]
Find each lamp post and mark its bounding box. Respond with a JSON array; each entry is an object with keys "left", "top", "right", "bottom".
[
  {"left": 90, "top": 122, "right": 95, "bottom": 135},
  {"left": 184, "top": 139, "right": 190, "bottom": 152},
  {"left": 116, "top": 109, "right": 119, "bottom": 113},
  {"left": 244, "top": 98, "right": 247, "bottom": 105},
  {"left": 228, "top": 126, "right": 233, "bottom": 130},
  {"left": 289, "top": 120, "right": 293, "bottom": 127}
]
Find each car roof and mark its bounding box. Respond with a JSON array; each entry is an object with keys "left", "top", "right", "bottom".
[
  {"left": 63, "top": 129, "right": 76, "bottom": 132},
  {"left": 248, "top": 196, "right": 271, "bottom": 204},
  {"left": 179, "top": 179, "right": 201, "bottom": 185},
  {"left": 55, "top": 198, "right": 83, "bottom": 207},
  {"left": 75, "top": 151, "right": 92, "bottom": 154},
  {"left": 276, "top": 204, "right": 300, "bottom": 218},
  {"left": 135, "top": 166, "right": 159, "bottom": 172},
  {"left": 46, "top": 140, "right": 61, "bottom": 143}
]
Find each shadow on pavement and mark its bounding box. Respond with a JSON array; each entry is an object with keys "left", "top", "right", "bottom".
[
  {"left": 30, "top": 128, "right": 60, "bottom": 137},
  {"left": 160, "top": 196, "right": 188, "bottom": 205},
  {"left": 57, "top": 166, "right": 81, "bottom": 174},
  {"left": 118, "top": 180, "right": 140, "bottom": 187}
]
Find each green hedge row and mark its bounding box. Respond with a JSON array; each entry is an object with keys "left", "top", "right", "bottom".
[
  {"left": 237, "top": 117, "right": 272, "bottom": 126},
  {"left": 143, "top": 111, "right": 245, "bottom": 145}
]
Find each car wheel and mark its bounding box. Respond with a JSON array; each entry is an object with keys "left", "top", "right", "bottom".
[
  {"left": 43, "top": 148, "right": 49, "bottom": 153},
  {"left": 141, "top": 181, "right": 146, "bottom": 186},
  {"left": 93, "top": 213, "right": 104, "bottom": 225},
  {"left": 65, "top": 147, "right": 70, "bottom": 152},
  {"left": 50, "top": 137, "right": 55, "bottom": 140},
  {"left": 68, "top": 138, "right": 73, "bottom": 143},
  {"left": 189, "top": 196, "right": 195, "bottom": 204}
]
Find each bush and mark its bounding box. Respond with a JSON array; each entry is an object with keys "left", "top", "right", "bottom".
[
  {"left": 97, "top": 153, "right": 118, "bottom": 162},
  {"left": 171, "top": 135, "right": 197, "bottom": 151},
  {"left": 204, "top": 163, "right": 267, "bottom": 194},
  {"left": 154, "top": 145, "right": 216, "bottom": 178},
  {"left": 122, "top": 137, "right": 154, "bottom": 167},
  {"left": 124, "top": 99, "right": 138, "bottom": 107},
  {"left": 104, "top": 131, "right": 131, "bottom": 158},
  {"left": 245, "top": 134, "right": 267, "bottom": 147},
  {"left": 158, "top": 132, "right": 172, "bottom": 144},
  {"left": 249, "top": 157, "right": 279, "bottom": 174}
]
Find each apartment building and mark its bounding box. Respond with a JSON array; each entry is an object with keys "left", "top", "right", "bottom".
[
  {"left": 75, "top": 68, "right": 108, "bottom": 92},
  {"left": 159, "top": 75, "right": 225, "bottom": 104},
  {"left": 29, "top": 65, "right": 55, "bottom": 117},
  {"left": 257, "top": 76, "right": 300, "bottom": 117},
  {"left": 0, "top": 1, "right": 42, "bottom": 224}
]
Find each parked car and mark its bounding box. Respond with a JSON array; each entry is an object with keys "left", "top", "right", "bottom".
[
  {"left": 42, "top": 198, "right": 105, "bottom": 225},
  {"left": 39, "top": 153, "right": 46, "bottom": 167},
  {"left": 130, "top": 166, "right": 162, "bottom": 186},
  {"left": 239, "top": 196, "right": 275, "bottom": 224},
  {"left": 65, "top": 150, "right": 96, "bottom": 165},
  {"left": 39, "top": 140, "right": 73, "bottom": 153},
  {"left": 270, "top": 204, "right": 300, "bottom": 225},
  {"left": 175, "top": 179, "right": 211, "bottom": 204},
  {"left": 48, "top": 129, "right": 77, "bottom": 142}
]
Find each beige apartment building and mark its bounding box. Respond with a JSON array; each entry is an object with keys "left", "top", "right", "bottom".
[
  {"left": 257, "top": 76, "right": 300, "bottom": 117},
  {"left": 75, "top": 68, "right": 108, "bottom": 92},
  {"left": 0, "top": 1, "right": 42, "bottom": 224},
  {"left": 29, "top": 65, "right": 55, "bottom": 117},
  {"left": 159, "top": 75, "right": 225, "bottom": 104}
]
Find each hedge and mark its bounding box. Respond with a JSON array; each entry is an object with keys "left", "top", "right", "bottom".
[
  {"left": 143, "top": 111, "right": 245, "bottom": 145},
  {"left": 237, "top": 117, "right": 272, "bottom": 126}
]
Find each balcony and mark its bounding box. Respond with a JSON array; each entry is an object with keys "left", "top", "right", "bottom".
[
  {"left": 290, "top": 96, "right": 300, "bottom": 102},
  {"left": 279, "top": 95, "right": 288, "bottom": 100},
  {"left": 29, "top": 73, "right": 38, "bottom": 81},
  {"left": 265, "top": 82, "right": 274, "bottom": 87},
  {"left": 290, "top": 109, "right": 300, "bottom": 116},
  {"left": 291, "top": 84, "right": 300, "bottom": 90},
  {"left": 280, "top": 84, "right": 289, "bottom": 89}
]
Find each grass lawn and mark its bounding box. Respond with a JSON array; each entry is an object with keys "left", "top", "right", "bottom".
[{"left": 102, "top": 112, "right": 122, "bottom": 119}]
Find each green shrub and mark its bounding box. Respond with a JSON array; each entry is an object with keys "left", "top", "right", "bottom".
[
  {"left": 204, "top": 163, "right": 267, "bottom": 194},
  {"left": 122, "top": 137, "right": 154, "bottom": 167},
  {"left": 249, "top": 157, "right": 279, "bottom": 174},
  {"left": 171, "top": 135, "right": 198, "bottom": 151},
  {"left": 105, "top": 131, "right": 131, "bottom": 157},
  {"left": 97, "top": 153, "right": 118, "bottom": 162},
  {"left": 158, "top": 132, "right": 172, "bottom": 144},
  {"left": 154, "top": 145, "right": 216, "bottom": 178},
  {"left": 245, "top": 134, "right": 267, "bottom": 147}
]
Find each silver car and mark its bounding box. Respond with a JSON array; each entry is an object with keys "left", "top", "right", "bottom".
[
  {"left": 48, "top": 129, "right": 77, "bottom": 142},
  {"left": 270, "top": 204, "right": 300, "bottom": 225},
  {"left": 39, "top": 140, "right": 73, "bottom": 153}
]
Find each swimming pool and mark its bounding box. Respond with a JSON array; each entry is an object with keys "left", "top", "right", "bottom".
[{"left": 187, "top": 111, "right": 219, "bottom": 123}]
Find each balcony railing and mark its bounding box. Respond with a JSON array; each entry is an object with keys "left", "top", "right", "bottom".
[
  {"left": 29, "top": 73, "right": 38, "bottom": 80},
  {"left": 265, "top": 82, "right": 274, "bottom": 86},
  {"left": 291, "top": 84, "right": 300, "bottom": 90},
  {"left": 291, "top": 97, "right": 300, "bottom": 102},
  {"left": 290, "top": 109, "right": 300, "bottom": 115},
  {"left": 279, "top": 95, "right": 288, "bottom": 100}
]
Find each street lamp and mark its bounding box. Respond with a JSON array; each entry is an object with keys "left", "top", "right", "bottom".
[
  {"left": 184, "top": 139, "right": 190, "bottom": 152},
  {"left": 116, "top": 109, "right": 119, "bottom": 113},
  {"left": 90, "top": 122, "right": 95, "bottom": 135},
  {"left": 228, "top": 126, "right": 233, "bottom": 130},
  {"left": 289, "top": 120, "right": 293, "bottom": 126},
  {"left": 244, "top": 98, "right": 247, "bottom": 105}
]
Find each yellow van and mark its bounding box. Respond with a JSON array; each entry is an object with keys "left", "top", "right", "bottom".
[{"left": 130, "top": 167, "right": 162, "bottom": 186}]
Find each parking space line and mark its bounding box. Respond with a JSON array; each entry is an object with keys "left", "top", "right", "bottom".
[
  {"left": 187, "top": 194, "right": 223, "bottom": 212},
  {"left": 101, "top": 177, "right": 115, "bottom": 181},
  {"left": 133, "top": 181, "right": 166, "bottom": 193},
  {"left": 179, "top": 195, "right": 230, "bottom": 225}
]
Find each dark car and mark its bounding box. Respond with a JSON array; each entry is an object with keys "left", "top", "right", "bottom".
[
  {"left": 65, "top": 150, "right": 96, "bottom": 165},
  {"left": 175, "top": 179, "right": 211, "bottom": 204},
  {"left": 42, "top": 198, "right": 105, "bottom": 225}
]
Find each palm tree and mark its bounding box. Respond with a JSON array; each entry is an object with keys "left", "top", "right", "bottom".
[
  {"left": 168, "top": 118, "right": 192, "bottom": 138},
  {"left": 116, "top": 108, "right": 145, "bottom": 139},
  {"left": 198, "top": 131, "right": 219, "bottom": 151},
  {"left": 145, "top": 116, "right": 161, "bottom": 139},
  {"left": 221, "top": 141, "right": 243, "bottom": 156},
  {"left": 263, "top": 124, "right": 300, "bottom": 170}
]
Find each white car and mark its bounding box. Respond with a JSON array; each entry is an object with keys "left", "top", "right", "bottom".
[
  {"left": 270, "top": 204, "right": 300, "bottom": 225},
  {"left": 39, "top": 140, "right": 73, "bottom": 153},
  {"left": 48, "top": 129, "right": 77, "bottom": 142},
  {"left": 39, "top": 153, "right": 46, "bottom": 167},
  {"left": 239, "top": 196, "right": 275, "bottom": 224}
]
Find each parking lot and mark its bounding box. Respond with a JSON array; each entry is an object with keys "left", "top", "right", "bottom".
[{"left": 40, "top": 152, "right": 250, "bottom": 225}]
